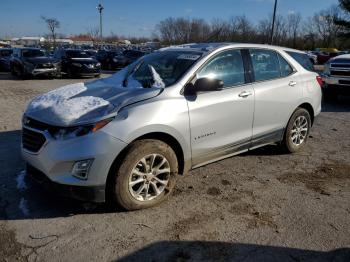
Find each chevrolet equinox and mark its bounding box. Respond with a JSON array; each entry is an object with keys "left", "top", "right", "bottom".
[{"left": 22, "top": 43, "right": 322, "bottom": 210}]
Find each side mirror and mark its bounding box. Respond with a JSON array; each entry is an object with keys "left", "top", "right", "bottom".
[{"left": 184, "top": 77, "right": 224, "bottom": 96}]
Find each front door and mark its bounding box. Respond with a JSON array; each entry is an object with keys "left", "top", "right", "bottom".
[{"left": 187, "top": 49, "right": 255, "bottom": 167}]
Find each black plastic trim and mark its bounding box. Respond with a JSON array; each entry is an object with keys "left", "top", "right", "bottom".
[{"left": 26, "top": 164, "right": 105, "bottom": 203}]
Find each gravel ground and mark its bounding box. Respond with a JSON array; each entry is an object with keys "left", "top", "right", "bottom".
[{"left": 0, "top": 72, "right": 349, "bottom": 262}]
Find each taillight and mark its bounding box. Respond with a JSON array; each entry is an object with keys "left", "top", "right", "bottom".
[{"left": 316, "top": 75, "right": 323, "bottom": 87}]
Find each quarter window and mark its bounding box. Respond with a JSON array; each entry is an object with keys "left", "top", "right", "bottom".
[
  {"left": 286, "top": 51, "right": 314, "bottom": 72},
  {"left": 250, "top": 49, "right": 280, "bottom": 81},
  {"left": 197, "top": 50, "right": 245, "bottom": 88},
  {"left": 278, "top": 53, "right": 294, "bottom": 77}
]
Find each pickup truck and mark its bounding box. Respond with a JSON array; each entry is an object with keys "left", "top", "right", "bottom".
[{"left": 322, "top": 54, "right": 350, "bottom": 100}]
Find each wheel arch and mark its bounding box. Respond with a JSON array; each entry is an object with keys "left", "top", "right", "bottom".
[
  {"left": 298, "top": 102, "right": 315, "bottom": 126},
  {"left": 105, "top": 131, "right": 188, "bottom": 202}
]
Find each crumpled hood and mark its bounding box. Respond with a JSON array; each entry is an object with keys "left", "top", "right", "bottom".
[{"left": 25, "top": 67, "right": 163, "bottom": 127}]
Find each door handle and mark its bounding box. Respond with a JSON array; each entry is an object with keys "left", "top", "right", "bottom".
[
  {"left": 238, "top": 91, "right": 253, "bottom": 98},
  {"left": 289, "top": 81, "right": 297, "bottom": 86}
]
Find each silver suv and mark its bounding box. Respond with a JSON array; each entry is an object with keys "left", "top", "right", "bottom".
[{"left": 22, "top": 43, "right": 322, "bottom": 210}]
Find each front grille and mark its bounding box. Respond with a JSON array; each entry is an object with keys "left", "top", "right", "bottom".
[
  {"left": 23, "top": 117, "right": 60, "bottom": 134},
  {"left": 338, "top": 80, "right": 350, "bottom": 85},
  {"left": 25, "top": 117, "right": 49, "bottom": 130},
  {"left": 331, "top": 63, "right": 350, "bottom": 68},
  {"left": 22, "top": 127, "right": 46, "bottom": 152},
  {"left": 330, "top": 70, "right": 350, "bottom": 77}
]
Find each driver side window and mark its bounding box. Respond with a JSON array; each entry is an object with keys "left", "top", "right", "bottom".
[{"left": 197, "top": 50, "right": 245, "bottom": 88}]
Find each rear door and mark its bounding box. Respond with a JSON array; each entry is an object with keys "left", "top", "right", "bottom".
[
  {"left": 248, "top": 48, "right": 302, "bottom": 147},
  {"left": 187, "top": 49, "right": 255, "bottom": 167}
]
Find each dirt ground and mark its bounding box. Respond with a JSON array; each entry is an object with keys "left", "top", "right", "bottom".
[{"left": 0, "top": 72, "right": 349, "bottom": 262}]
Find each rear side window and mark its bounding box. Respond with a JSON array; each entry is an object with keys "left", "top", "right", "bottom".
[
  {"left": 250, "top": 49, "right": 280, "bottom": 81},
  {"left": 197, "top": 50, "right": 245, "bottom": 88},
  {"left": 286, "top": 51, "right": 314, "bottom": 71}
]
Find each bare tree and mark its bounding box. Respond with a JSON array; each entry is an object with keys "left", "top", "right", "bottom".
[
  {"left": 86, "top": 27, "right": 100, "bottom": 46},
  {"left": 257, "top": 18, "right": 272, "bottom": 44},
  {"left": 156, "top": 17, "right": 210, "bottom": 44},
  {"left": 287, "top": 12, "right": 302, "bottom": 48},
  {"left": 209, "top": 18, "right": 230, "bottom": 42},
  {"left": 41, "top": 16, "right": 60, "bottom": 48},
  {"left": 312, "top": 6, "right": 342, "bottom": 47},
  {"left": 155, "top": 5, "right": 350, "bottom": 50}
]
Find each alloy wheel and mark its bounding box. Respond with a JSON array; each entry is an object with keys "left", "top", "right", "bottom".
[
  {"left": 291, "top": 115, "right": 308, "bottom": 146},
  {"left": 128, "top": 154, "right": 170, "bottom": 201}
]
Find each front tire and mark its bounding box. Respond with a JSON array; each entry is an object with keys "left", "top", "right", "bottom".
[
  {"left": 113, "top": 139, "right": 178, "bottom": 210},
  {"left": 281, "top": 108, "right": 311, "bottom": 153}
]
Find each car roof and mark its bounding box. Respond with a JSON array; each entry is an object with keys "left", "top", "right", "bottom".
[
  {"left": 159, "top": 42, "right": 305, "bottom": 55},
  {"left": 16, "top": 47, "right": 42, "bottom": 50}
]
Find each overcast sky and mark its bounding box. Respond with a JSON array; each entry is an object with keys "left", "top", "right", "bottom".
[{"left": 0, "top": 0, "right": 339, "bottom": 38}]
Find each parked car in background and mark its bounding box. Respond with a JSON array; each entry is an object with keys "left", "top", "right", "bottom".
[
  {"left": 314, "top": 48, "right": 340, "bottom": 64},
  {"left": 337, "top": 51, "right": 349, "bottom": 56},
  {"left": 305, "top": 51, "right": 317, "bottom": 65},
  {"left": 322, "top": 54, "right": 350, "bottom": 100},
  {"left": 22, "top": 43, "right": 322, "bottom": 210},
  {"left": 54, "top": 49, "right": 101, "bottom": 78},
  {"left": 84, "top": 49, "right": 98, "bottom": 59},
  {"left": 96, "top": 50, "right": 122, "bottom": 70},
  {"left": 0, "top": 48, "right": 13, "bottom": 71},
  {"left": 111, "top": 50, "right": 146, "bottom": 69},
  {"left": 10, "top": 48, "right": 60, "bottom": 78}
]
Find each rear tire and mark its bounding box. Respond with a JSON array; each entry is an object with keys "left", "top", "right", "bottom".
[
  {"left": 113, "top": 139, "right": 178, "bottom": 211},
  {"left": 281, "top": 108, "right": 311, "bottom": 153}
]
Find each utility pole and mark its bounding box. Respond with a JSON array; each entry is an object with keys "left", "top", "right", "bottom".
[
  {"left": 270, "top": 0, "right": 278, "bottom": 45},
  {"left": 97, "top": 3, "right": 104, "bottom": 46}
]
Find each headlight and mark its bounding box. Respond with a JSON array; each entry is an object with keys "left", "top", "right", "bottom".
[
  {"left": 113, "top": 58, "right": 118, "bottom": 62},
  {"left": 96, "top": 62, "right": 101, "bottom": 67},
  {"left": 72, "top": 62, "right": 82, "bottom": 67},
  {"left": 52, "top": 118, "right": 113, "bottom": 140}
]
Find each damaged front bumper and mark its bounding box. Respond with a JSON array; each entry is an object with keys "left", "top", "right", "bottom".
[
  {"left": 24, "top": 63, "right": 60, "bottom": 76},
  {"left": 21, "top": 127, "right": 128, "bottom": 203}
]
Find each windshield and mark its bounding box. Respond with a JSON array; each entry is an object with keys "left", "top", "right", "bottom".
[
  {"left": 66, "top": 50, "right": 90, "bottom": 58},
  {"left": 130, "top": 51, "right": 203, "bottom": 87},
  {"left": 0, "top": 49, "right": 12, "bottom": 57},
  {"left": 22, "top": 49, "right": 46, "bottom": 58},
  {"left": 124, "top": 50, "right": 145, "bottom": 58}
]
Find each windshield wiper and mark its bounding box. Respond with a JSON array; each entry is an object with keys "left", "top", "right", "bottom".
[{"left": 122, "top": 60, "right": 144, "bottom": 87}]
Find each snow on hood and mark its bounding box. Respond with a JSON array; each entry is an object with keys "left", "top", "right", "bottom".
[
  {"left": 26, "top": 82, "right": 111, "bottom": 125},
  {"left": 25, "top": 67, "right": 164, "bottom": 126},
  {"left": 27, "top": 82, "right": 87, "bottom": 112}
]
